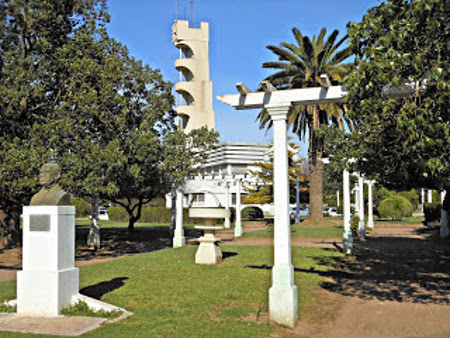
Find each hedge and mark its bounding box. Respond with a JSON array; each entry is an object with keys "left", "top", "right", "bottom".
[
  {"left": 70, "top": 197, "right": 92, "bottom": 218},
  {"left": 108, "top": 206, "right": 203, "bottom": 224},
  {"left": 241, "top": 206, "right": 264, "bottom": 220},
  {"left": 378, "top": 196, "right": 413, "bottom": 220}
]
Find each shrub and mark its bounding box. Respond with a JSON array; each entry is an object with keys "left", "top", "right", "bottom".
[
  {"left": 241, "top": 206, "right": 264, "bottom": 220},
  {"left": 108, "top": 207, "right": 128, "bottom": 222},
  {"left": 71, "top": 197, "right": 92, "bottom": 218},
  {"left": 108, "top": 206, "right": 204, "bottom": 224},
  {"left": 423, "top": 203, "right": 441, "bottom": 225},
  {"left": 336, "top": 205, "right": 343, "bottom": 215},
  {"left": 399, "top": 189, "right": 420, "bottom": 210},
  {"left": 351, "top": 213, "right": 359, "bottom": 237},
  {"left": 378, "top": 196, "right": 413, "bottom": 220}
]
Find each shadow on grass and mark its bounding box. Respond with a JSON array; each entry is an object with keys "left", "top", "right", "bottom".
[
  {"left": 312, "top": 232, "right": 450, "bottom": 305},
  {"left": 75, "top": 226, "right": 203, "bottom": 262},
  {"left": 0, "top": 265, "right": 20, "bottom": 270},
  {"left": 222, "top": 251, "right": 238, "bottom": 260},
  {"left": 80, "top": 277, "right": 129, "bottom": 300}
]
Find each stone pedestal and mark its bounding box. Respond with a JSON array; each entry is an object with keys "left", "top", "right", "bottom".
[
  {"left": 17, "top": 206, "right": 79, "bottom": 316},
  {"left": 194, "top": 226, "right": 223, "bottom": 264}
]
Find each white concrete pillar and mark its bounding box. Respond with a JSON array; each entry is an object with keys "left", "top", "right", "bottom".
[
  {"left": 173, "top": 189, "right": 186, "bottom": 248},
  {"left": 343, "top": 169, "right": 353, "bottom": 254},
  {"left": 358, "top": 175, "right": 366, "bottom": 238},
  {"left": 267, "top": 104, "right": 298, "bottom": 328},
  {"left": 224, "top": 183, "right": 231, "bottom": 229},
  {"left": 337, "top": 190, "right": 340, "bottom": 207},
  {"left": 440, "top": 191, "right": 448, "bottom": 238},
  {"left": 427, "top": 189, "right": 433, "bottom": 203},
  {"left": 367, "top": 181, "right": 374, "bottom": 229},
  {"left": 234, "top": 179, "right": 243, "bottom": 237},
  {"left": 421, "top": 189, "right": 425, "bottom": 205},
  {"left": 354, "top": 186, "right": 360, "bottom": 213},
  {"left": 18, "top": 206, "right": 79, "bottom": 316}
]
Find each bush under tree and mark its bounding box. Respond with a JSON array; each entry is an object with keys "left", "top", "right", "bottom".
[{"left": 378, "top": 196, "right": 413, "bottom": 220}]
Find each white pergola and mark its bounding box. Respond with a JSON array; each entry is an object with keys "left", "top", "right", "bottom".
[{"left": 218, "top": 79, "right": 421, "bottom": 327}]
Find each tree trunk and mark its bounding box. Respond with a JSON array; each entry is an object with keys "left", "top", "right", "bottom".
[
  {"left": 0, "top": 211, "right": 21, "bottom": 250},
  {"left": 127, "top": 200, "right": 143, "bottom": 233},
  {"left": 128, "top": 214, "right": 136, "bottom": 233},
  {"left": 87, "top": 197, "right": 101, "bottom": 250},
  {"left": 308, "top": 105, "right": 324, "bottom": 221}
]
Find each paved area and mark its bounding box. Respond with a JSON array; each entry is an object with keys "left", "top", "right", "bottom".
[{"left": 0, "top": 313, "right": 107, "bottom": 336}]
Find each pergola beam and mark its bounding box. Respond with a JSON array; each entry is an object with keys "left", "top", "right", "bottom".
[{"left": 217, "top": 85, "right": 347, "bottom": 109}]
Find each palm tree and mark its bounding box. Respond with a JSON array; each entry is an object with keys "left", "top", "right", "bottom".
[{"left": 257, "top": 27, "right": 353, "bottom": 221}]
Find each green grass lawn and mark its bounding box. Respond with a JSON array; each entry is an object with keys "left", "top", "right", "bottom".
[
  {"left": 76, "top": 219, "right": 198, "bottom": 229},
  {"left": 375, "top": 216, "right": 425, "bottom": 225},
  {"left": 0, "top": 245, "right": 342, "bottom": 337}
]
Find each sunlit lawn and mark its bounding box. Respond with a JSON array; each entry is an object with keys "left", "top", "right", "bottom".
[
  {"left": 375, "top": 216, "right": 425, "bottom": 225},
  {"left": 0, "top": 245, "right": 343, "bottom": 337},
  {"left": 76, "top": 219, "right": 197, "bottom": 229}
]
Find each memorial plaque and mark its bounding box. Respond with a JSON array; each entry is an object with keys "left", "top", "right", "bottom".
[{"left": 30, "top": 215, "right": 51, "bottom": 232}]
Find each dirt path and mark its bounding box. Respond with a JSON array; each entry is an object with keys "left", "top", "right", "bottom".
[{"left": 278, "top": 222, "right": 450, "bottom": 337}]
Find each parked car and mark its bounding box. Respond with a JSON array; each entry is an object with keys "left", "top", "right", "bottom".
[
  {"left": 98, "top": 207, "right": 109, "bottom": 221},
  {"left": 323, "top": 207, "right": 341, "bottom": 217},
  {"left": 290, "top": 207, "right": 310, "bottom": 220}
]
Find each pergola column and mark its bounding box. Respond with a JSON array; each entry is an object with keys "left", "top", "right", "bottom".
[
  {"left": 427, "top": 189, "right": 433, "bottom": 203},
  {"left": 354, "top": 185, "right": 360, "bottom": 213},
  {"left": 367, "top": 181, "right": 374, "bottom": 229},
  {"left": 224, "top": 182, "right": 231, "bottom": 229},
  {"left": 421, "top": 189, "right": 425, "bottom": 206},
  {"left": 343, "top": 169, "right": 353, "bottom": 254},
  {"left": 358, "top": 174, "right": 366, "bottom": 238},
  {"left": 234, "top": 178, "right": 243, "bottom": 237},
  {"left": 440, "top": 191, "right": 448, "bottom": 238},
  {"left": 267, "top": 104, "right": 298, "bottom": 328},
  {"left": 173, "top": 189, "right": 186, "bottom": 248}
]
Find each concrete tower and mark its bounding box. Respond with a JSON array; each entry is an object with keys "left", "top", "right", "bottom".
[{"left": 172, "top": 20, "right": 215, "bottom": 132}]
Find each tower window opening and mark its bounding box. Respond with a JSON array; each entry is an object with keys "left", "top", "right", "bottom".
[{"left": 181, "top": 45, "right": 193, "bottom": 59}]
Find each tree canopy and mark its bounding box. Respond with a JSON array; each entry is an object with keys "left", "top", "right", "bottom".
[
  {"left": 0, "top": 0, "right": 217, "bottom": 246},
  {"left": 257, "top": 27, "right": 352, "bottom": 220},
  {"left": 344, "top": 0, "right": 449, "bottom": 193}
]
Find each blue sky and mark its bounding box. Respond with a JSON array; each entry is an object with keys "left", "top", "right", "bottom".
[{"left": 107, "top": 0, "right": 380, "bottom": 157}]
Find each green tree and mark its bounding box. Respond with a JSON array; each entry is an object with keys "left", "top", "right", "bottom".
[
  {"left": 0, "top": 0, "right": 110, "bottom": 247},
  {"left": 344, "top": 0, "right": 449, "bottom": 212},
  {"left": 243, "top": 139, "right": 307, "bottom": 205},
  {"left": 0, "top": 0, "right": 218, "bottom": 247},
  {"left": 257, "top": 27, "right": 352, "bottom": 221}
]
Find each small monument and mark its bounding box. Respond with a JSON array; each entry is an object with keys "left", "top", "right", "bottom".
[
  {"left": 15, "top": 162, "right": 125, "bottom": 317},
  {"left": 17, "top": 162, "right": 78, "bottom": 316},
  {"left": 189, "top": 207, "right": 229, "bottom": 264},
  {"left": 30, "top": 163, "right": 71, "bottom": 206}
]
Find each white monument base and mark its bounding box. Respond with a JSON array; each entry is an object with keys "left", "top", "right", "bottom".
[
  {"left": 269, "top": 265, "right": 298, "bottom": 327},
  {"left": 17, "top": 206, "right": 79, "bottom": 316},
  {"left": 194, "top": 226, "right": 223, "bottom": 265}
]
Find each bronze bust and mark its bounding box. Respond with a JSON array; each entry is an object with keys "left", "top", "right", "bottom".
[{"left": 30, "top": 163, "right": 71, "bottom": 206}]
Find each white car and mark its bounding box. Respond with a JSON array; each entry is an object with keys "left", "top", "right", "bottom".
[
  {"left": 324, "top": 207, "right": 341, "bottom": 217},
  {"left": 98, "top": 207, "right": 109, "bottom": 221}
]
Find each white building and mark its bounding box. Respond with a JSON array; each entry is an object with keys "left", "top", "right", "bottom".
[
  {"left": 169, "top": 20, "right": 271, "bottom": 213},
  {"left": 166, "top": 142, "right": 271, "bottom": 212}
]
